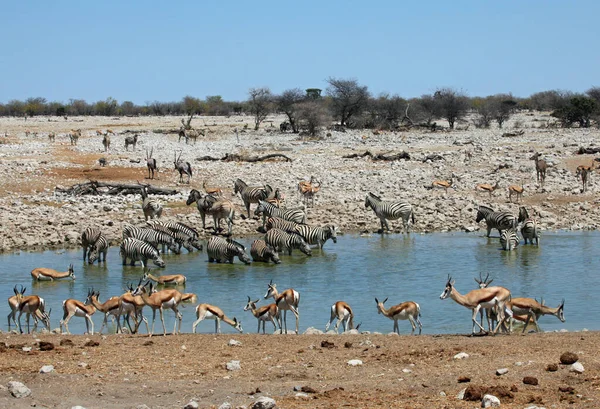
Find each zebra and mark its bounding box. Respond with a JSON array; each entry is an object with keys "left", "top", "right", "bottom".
[
  {"left": 475, "top": 205, "right": 517, "bottom": 238},
  {"left": 294, "top": 224, "right": 337, "bottom": 249},
  {"left": 250, "top": 239, "right": 281, "bottom": 264},
  {"left": 145, "top": 222, "right": 197, "bottom": 253},
  {"left": 140, "top": 186, "right": 163, "bottom": 221},
  {"left": 102, "top": 133, "right": 110, "bottom": 152},
  {"left": 518, "top": 207, "right": 540, "bottom": 245},
  {"left": 81, "top": 227, "right": 102, "bottom": 262},
  {"left": 207, "top": 236, "right": 252, "bottom": 264},
  {"left": 125, "top": 134, "right": 138, "bottom": 151},
  {"left": 174, "top": 151, "right": 192, "bottom": 184},
  {"left": 208, "top": 199, "right": 236, "bottom": 236},
  {"left": 233, "top": 179, "right": 273, "bottom": 217},
  {"left": 255, "top": 200, "right": 307, "bottom": 231},
  {"left": 265, "top": 228, "right": 312, "bottom": 256},
  {"left": 122, "top": 223, "right": 180, "bottom": 254},
  {"left": 178, "top": 128, "right": 202, "bottom": 145},
  {"left": 364, "top": 192, "right": 415, "bottom": 233},
  {"left": 119, "top": 237, "right": 166, "bottom": 268},
  {"left": 87, "top": 234, "right": 109, "bottom": 264},
  {"left": 500, "top": 228, "right": 520, "bottom": 251},
  {"left": 186, "top": 189, "right": 218, "bottom": 229},
  {"left": 265, "top": 216, "right": 300, "bottom": 233},
  {"left": 69, "top": 129, "right": 81, "bottom": 145},
  {"left": 146, "top": 220, "right": 203, "bottom": 251}
]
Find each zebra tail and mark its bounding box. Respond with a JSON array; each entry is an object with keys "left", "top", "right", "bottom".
[{"left": 411, "top": 211, "right": 415, "bottom": 224}]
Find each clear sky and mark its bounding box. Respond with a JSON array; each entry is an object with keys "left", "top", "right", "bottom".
[{"left": 1, "top": 1, "right": 598, "bottom": 104}]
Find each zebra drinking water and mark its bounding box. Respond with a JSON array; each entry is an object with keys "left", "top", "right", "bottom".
[
  {"left": 294, "top": 224, "right": 337, "bottom": 249},
  {"left": 206, "top": 236, "right": 252, "bottom": 264},
  {"left": 500, "top": 228, "right": 520, "bottom": 251},
  {"left": 120, "top": 237, "right": 166, "bottom": 268},
  {"left": 81, "top": 227, "right": 103, "bottom": 263},
  {"left": 364, "top": 192, "right": 415, "bottom": 233},
  {"left": 146, "top": 220, "right": 203, "bottom": 251},
  {"left": 254, "top": 200, "right": 306, "bottom": 230},
  {"left": 475, "top": 205, "right": 517, "bottom": 237},
  {"left": 87, "top": 234, "right": 109, "bottom": 264},
  {"left": 122, "top": 223, "right": 180, "bottom": 254},
  {"left": 264, "top": 228, "right": 312, "bottom": 256},
  {"left": 265, "top": 216, "right": 300, "bottom": 233},
  {"left": 518, "top": 207, "right": 540, "bottom": 245},
  {"left": 250, "top": 239, "right": 281, "bottom": 264},
  {"left": 140, "top": 187, "right": 163, "bottom": 221}
]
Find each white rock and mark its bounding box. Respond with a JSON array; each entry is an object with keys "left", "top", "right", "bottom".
[
  {"left": 22, "top": 346, "right": 32, "bottom": 352},
  {"left": 71, "top": 406, "right": 87, "bottom": 409},
  {"left": 453, "top": 352, "right": 469, "bottom": 360},
  {"left": 7, "top": 381, "right": 31, "bottom": 398},
  {"left": 218, "top": 403, "right": 232, "bottom": 409},
  {"left": 40, "top": 365, "right": 55, "bottom": 374},
  {"left": 226, "top": 360, "right": 241, "bottom": 371},
  {"left": 402, "top": 368, "right": 412, "bottom": 373},
  {"left": 481, "top": 394, "right": 500, "bottom": 407},
  {"left": 183, "top": 399, "right": 199, "bottom": 409},
  {"left": 228, "top": 339, "right": 242, "bottom": 347},
  {"left": 570, "top": 362, "right": 584, "bottom": 373},
  {"left": 496, "top": 368, "right": 508, "bottom": 376},
  {"left": 251, "top": 397, "right": 276, "bottom": 409},
  {"left": 303, "top": 327, "right": 323, "bottom": 335},
  {"left": 456, "top": 388, "right": 466, "bottom": 400},
  {"left": 295, "top": 392, "right": 310, "bottom": 400},
  {"left": 136, "top": 405, "right": 151, "bottom": 409},
  {"left": 347, "top": 359, "right": 363, "bottom": 366}
]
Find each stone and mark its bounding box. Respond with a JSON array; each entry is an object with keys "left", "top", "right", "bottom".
[
  {"left": 7, "top": 381, "right": 31, "bottom": 398},
  {"left": 218, "top": 403, "right": 233, "bottom": 409},
  {"left": 183, "top": 399, "right": 199, "bottom": 409},
  {"left": 38, "top": 341, "right": 54, "bottom": 351},
  {"left": 496, "top": 368, "right": 508, "bottom": 376},
  {"left": 251, "top": 397, "right": 276, "bottom": 409},
  {"left": 456, "top": 388, "right": 466, "bottom": 400},
  {"left": 226, "top": 360, "right": 241, "bottom": 371},
  {"left": 523, "top": 376, "right": 539, "bottom": 385},
  {"left": 454, "top": 352, "right": 469, "bottom": 360},
  {"left": 136, "top": 405, "right": 151, "bottom": 409},
  {"left": 40, "top": 365, "right": 55, "bottom": 374},
  {"left": 303, "top": 327, "right": 323, "bottom": 335},
  {"left": 228, "top": 339, "right": 242, "bottom": 347},
  {"left": 546, "top": 363, "right": 558, "bottom": 372},
  {"left": 560, "top": 352, "right": 579, "bottom": 365},
  {"left": 347, "top": 359, "right": 363, "bottom": 366},
  {"left": 481, "top": 394, "right": 501, "bottom": 407},
  {"left": 71, "top": 406, "right": 87, "bottom": 409},
  {"left": 570, "top": 362, "right": 584, "bottom": 373}
]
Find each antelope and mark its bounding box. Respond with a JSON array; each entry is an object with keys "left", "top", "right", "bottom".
[
  {"left": 106, "top": 129, "right": 116, "bottom": 135},
  {"left": 244, "top": 296, "right": 279, "bottom": 334},
  {"left": 7, "top": 285, "right": 26, "bottom": 331},
  {"left": 432, "top": 175, "right": 454, "bottom": 194},
  {"left": 174, "top": 151, "right": 192, "bottom": 184},
  {"left": 48, "top": 132, "right": 56, "bottom": 142},
  {"left": 96, "top": 130, "right": 104, "bottom": 136},
  {"left": 69, "top": 129, "right": 81, "bottom": 145},
  {"left": 298, "top": 176, "right": 321, "bottom": 207},
  {"left": 60, "top": 289, "right": 97, "bottom": 335},
  {"left": 506, "top": 297, "right": 565, "bottom": 333},
  {"left": 325, "top": 301, "right": 356, "bottom": 333},
  {"left": 475, "top": 181, "right": 500, "bottom": 198},
  {"left": 131, "top": 280, "right": 183, "bottom": 337},
  {"left": 440, "top": 275, "right": 512, "bottom": 335},
  {"left": 88, "top": 289, "right": 123, "bottom": 334},
  {"left": 102, "top": 132, "right": 111, "bottom": 152},
  {"left": 146, "top": 148, "right": 158, "bottom": 179},
  {"left": 264, "top": 280, "right": 300, "bottom": 334},
  {"left": 576, "top": 165, "right": 592, "bottom": 193},
  {"left": 17, "top": 291, "right": 51, "bottom": 334},
  {"left": 375, "top": 297, "right": 422, "bottom": 335},
  {"left": 192, "top": 303, "right": 243, "bottom": 334},
  {"left": 474, "top": 272, "right": 496, "bottom": 332},
  {"left": 124, "top": 133, "right": 138, "bottom": 151},
  {"left": 142, "top": 269, "right": 186, "bottom": 286},
  {"left": 31, "top": 264, "right": 76, "bottom": 281},
  {"left": 530, "top": 152, "right": 547, "bottom": 184},
  {"left": 117, "top": 283, "right": 151, "bottom": 334},
  {"left": 297, "top": 176, "right": 317, "bottom": 197},
  {"left": 508, "top": 183, "right": 524, "bottom": 203},
  {"left": 203, "top": 180, "right": 223, "bottom": 197}
]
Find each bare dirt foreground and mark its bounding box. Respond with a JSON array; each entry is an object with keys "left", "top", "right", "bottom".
[{"left": 0, "top": 332, "right": 598, "bottom": 408}]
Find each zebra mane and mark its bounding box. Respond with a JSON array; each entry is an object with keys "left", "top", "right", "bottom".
[
  {"left": 368, "top": 192, "right": 382, "bottom": 201},
  {"left": 175, "top": 221, "right": 199, "bottom": 236},
  {"left": 226, "top": 238, "right": 246, "bottom": 251},
  {"left": 234, "top": 178, "right": 247, "bottom": 188},
  {"left": 478, "top": 205, "right": 494, "bottom": 213}
]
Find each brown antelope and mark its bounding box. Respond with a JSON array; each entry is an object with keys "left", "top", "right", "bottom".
[
  {"left": 7, "top": 285, "right": 27, "bottom": 331},
  {"left": 192, "top": 303, "right": 243, "bottom": 334},
  {"left": 264, "top": 280, "right": 300, "bottom": 334},
  {"left": 508, "top": 183, "right": 524, "bottom": 203},
  {"left": 475, "top": 181, "right": 500, "bottom": 198},
  {"left": 60, "top": 289, "right": 97, "bottom": 335},
  {"left": 131, "top": 281, "right": 183, "bottom": 337},
  {"left": 506, "top": 297, "right": 565, "bottom": 333},
  {"left": 576, "top": 165, "right": 592, "bottom": 192},
  {"left": 96, "top": 130, "right": 104, "bottom": 136},
  {"left": 69, "top": 129, "right": 81, "bottom": 145},
  {"left": 530, "top": 152, "right": 547, "bottom": 184},
  {"left": 439, "top": 275, "right": 511, "bottom": 335},
  {"left": 31, "top": 264, "right": 75, "bottom": 281},
  {"left": 17, "top": 291, "right": 51, "bottom": 334},
  {"left": 117, "top": 283, "right": 151, "bottom": 334},
  {"left": 174, "top": 151, "right": 192, "bottom": 184},
  {"left": 297, "top": 176, "right": 317, "bottom": 197},
  {"left": 432, "top": 175, "right": 454, "bottom": 194},
  {"left": 375, "top": 297, "right": 422, "bottom": 335},
  {"left": 146, "top": 148, "right": 157, "bottom": 179},
  {"left": 203, "top": 180, "right": 223, "bottom": 197},
  {"left": 474, "top": 272, "right": 496, "bottom": 331},
  {"left": 88, "top": 290, "right": 122, "bottom": 334},
  {"left": 298, "top": 176, "right": 321, "bottom": 207},
  {"left": 48, "top": 132, "right": 56, "bottom": 142},
  {"left": 243, "top": 296, "right": 279, "bottom": 334},
  {"left": 325, "top": 301, "right": 356, "bottom": 333},
  {"left": 102, "top": 133, "right": 111, "bottom": 152},
  {"left": 142, "top": 270, "right": 186, "bottom": 286}
]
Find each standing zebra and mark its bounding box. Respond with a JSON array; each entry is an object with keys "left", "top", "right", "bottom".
[
  {"left": 518, "top": 207, "right": 540, "bottom": 245},
  {"left": 207, "top": 236, "right": 252, "bottom": 264},
  {"left": 81, "top": 227, "right": 102, "bottom": 263},
  {"left": 364, "top": 192, "right": 415, "bottom": 233},
  {"left": 250, "top": 239, "right": 281, "bottom": 264},
  {"left": 102, "top": 133, "right": 110, "bottom": 152},
  {"left": 475, "top": 205, "right": 517, "bottom": 238},
  {"left": 500, "top": 228, "right": 520, "bottom": 251},
  {"left": 122, "top": 223, "right": 180, "bottom": 254},
  {"left": 140, "top": 186, "right": 163, "bottom": 221},
  {"left": 87, "top": 234, "right": 109, "bottom": 264},
  {"left": 186, "top": 189, "right": 218, "bottom": 229},
  {"left": 233, "top": 179, "right": 273, "bottom": 218},
  {"left": 265, "top": 228, "right": 312, "bottom": 256},
  {"left": 207, "top": 199, "right": 236, "bottom": 236},
  {"left": 294, "top": 224, "right": 337, "bottom": 249},
  {"left": 125, "top": 134, "right": 138, "bottom": 151},
  {"left": 145, "top": 222, "right": 196, "bottom": 253},
  {"left": 69, "top": 129, "right": 81, "bottom": 145},
  {"left": 254, "top": 200, "right": 307, "bottom": 230},
  {"left": 120, "top": 237, "right": 166, "bottom": 268},
  {"left": 146, "top": 220, "right": 203, "bottom": 251},
  {"left": 265, "top": 216, "right": 300, "bottom": 233}
]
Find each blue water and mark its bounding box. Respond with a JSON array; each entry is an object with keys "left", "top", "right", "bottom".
[{"left": 1, "top": 231, "right": 597, "bottom": 335}]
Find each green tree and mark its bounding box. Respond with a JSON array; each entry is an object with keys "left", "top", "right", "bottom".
[
  {"left": 326, "top": 77, "right": 370, "bottom": 127},
  {"left": 247, "top": 87, "right": 272, "bottom": 130},
  {"left": 277, "top": 88, "right": 305, "bottom": 132},
  {"left": 433, "top": 88, "right": 469, "bottom": 129}
]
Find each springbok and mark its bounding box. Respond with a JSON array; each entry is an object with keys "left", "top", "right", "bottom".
[
  {"left": 7, "top": 285, "right": 27, "bottom": 331},
  {"left": 243, "top": 296, "right": 279, "bottom": 334},
  {"left": 506, "top": 297, "right": 565, "bottom": 333},
  {"left": 439, "top": 275, "right": 512, "bottom": 335},
  {"left": 264, "top": 280, "right": 300, "bottom": 334},
  {"left": 203, "top": 180, "right": 223, "bottom": 197},
  {"left": 432, "top": 175, "right": 454, "bottom": 195},
  {"left": 142, "top": 270, "right": 186, "bottom": 286},
  {"left": 31, "top": 264, "right": 76, "bottom": 281},
  {"left": 117, "top": 283, "right": 151, "bottom": 334},
  {"left": 192, "top": 303, "right": 243, "bottom": 334},
  {"left": 475, "top": 181, "right": 499, "bottom": 198},
  {"left": 325, "top": 301, "right": 357, "bottom": 333},
  {"left": 131, "top": 280, "right": 183, "bottom": 337},
  {"left": 508, "top": 183, "right": 524, "bottom": 203},
  {"left": 60, "top": 289, "right": 97, "bottom": 335},
  {"left": 375, "top": 297, "right": 422, "bottom": 335},
  {"left": 17, "top": 291, "right": 51, "bottom": 334},
  {"left": 88, "top": 290, "right": 122, "bottom": 334},
  {"left": 474, "top": 272, "right": 496, "bottom": 331}
]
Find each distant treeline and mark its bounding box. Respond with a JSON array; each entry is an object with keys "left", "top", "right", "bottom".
[{"left": 2, "top": 78, "right": 599, "bottom": 131}]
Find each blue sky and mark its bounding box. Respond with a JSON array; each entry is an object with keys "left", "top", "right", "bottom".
[{"left": 1, "top": 1, "right": 598, "bottom": 104}]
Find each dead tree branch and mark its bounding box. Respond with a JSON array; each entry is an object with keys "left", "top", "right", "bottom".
[
  {"left": 342, "top": 150, "right": 411, "bottom": 161},
  {"left": 195, "top": 153, "right": 293, "bottom": 162},
  {"left": 55, "top": 181, "right": 179, "bottom": 196}
]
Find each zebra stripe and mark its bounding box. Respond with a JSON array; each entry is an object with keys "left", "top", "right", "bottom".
[
  {"left": 88, "top": 234, "right": 109, "bottom": 264},
  {"left": 518, "top": 207, "right": 540, "bottom": 245},
  {"left": 250, "top": 239, "right": 281, "bottom": 264},
  {"left": 120, "top": 237, "right": 166, "bottom": 268},
  {"left": 265, "top": 228, "right": 312, "bottom": 256},
  {"left": 122, "top": 223, "right": 180, "bottom": 254},
  {"left": 294, "top": 224, "right": 337, "bottom": 249},
  {"left": 255, "top": 200, "right": 307, "bottom": 230},
  {"left": 265, "top": 217, "right": 300, "bottom": 233},
  {"left": 364, "top": 193, "right": 415, "bottom": 233},
  {"left": 234, "top": 179, "right": 272, "bottom": 217},
  {"left": 207, "top": 236, "right": 251, "bottom": 264},
  {"left": 186, "top": 189, "right": 219, "bottom": 229},
  {"left": 476, "top": 205, "right": 517, "bottom": 237},
  {"left": 81, "top": 227, "right": 102, "bottom": 262},
  {"left": 500, "top": 228, "right": 519, "bottom": 251},
  {"left": 140, "top": 187, "right": 163, "bottom": 221},
  {"left": 145, "top": 222, "right": 200, "bottom": 252}
]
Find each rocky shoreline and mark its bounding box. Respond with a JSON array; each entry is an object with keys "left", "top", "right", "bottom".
[{"left": 1, "top": 113, "right": 599, "bottom": 254}]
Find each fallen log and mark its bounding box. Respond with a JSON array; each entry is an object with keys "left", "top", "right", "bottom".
[
  {"left": 342, "top": 150, "right": 411, "bottom": 161},
  {"left": 55, "top": 181, "right": 179, "bottom": 196},
  {"left": 195, "top": 153, "right": 293, "bottom": 162},
  {"left": 502, "top": 130, "right": 524, "bottom": 137},
  {"left": 577, "top": 146, "right": 600, "bottom": 155}
]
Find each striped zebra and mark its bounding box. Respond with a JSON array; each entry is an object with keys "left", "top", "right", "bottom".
[
  {"left": 294, "top": 224, "right": 337, "bottom": 249},
  {"left": 140, "top": 187, "right": 163, "bottom": 221},
  {"left": 500, "top": 228, "right": 519, "bottom": 251},
  {"left": 518, "top": 207, "right": 540, "bottom": 245},
  {"left": 206, "top": 236, "right": 252, "bottom": 264},
  {"left": 250, "top": 239, "right": 281, "bottom": 264},
  {"left": 265, "top": 216, "right": 300, "bottom": 233},
  {"left": 265, "top": 228, "right": 312, "bottom": 256},
  {"left": 122, "top": 223, "right": 180, "bottom": 254},
  {"left": 234, "top": 179, "right": 273, "bottom": 217},
  {"left": 255, "top": 200, "right": 307, "bottom": 230},
  {"left": 87, "top": 234, "right": 109, "bottom": 264},
  {"left": 120, "top": 237, "right": 166, "bottom": 268},
  {"left": 81, "top": 227, "right": 102, "bottom": 262},
  {"left": 146, "top": 220, "right": 203, "bottom": 251},
  {"left": 186, "top": 189, "right": 218, "bottom": 229},
  {"left": 475, "top": 205, "right": 517, "bottom": 237},
  {"left": 208, "top": 199, "right": 236, "bottom": 236},
  {"left": 364, "top": 192, "right": 415, "bottom": 233}
]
